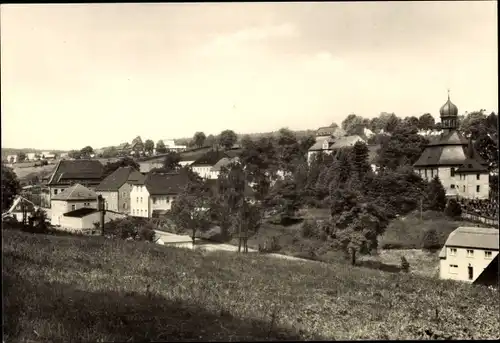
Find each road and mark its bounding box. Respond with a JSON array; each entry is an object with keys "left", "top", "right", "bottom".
[{"left": 153, "top": 230, "right": 315, "bottom": 263}]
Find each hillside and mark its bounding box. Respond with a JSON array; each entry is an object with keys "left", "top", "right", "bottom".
[
  {"left": 1, "top": 148, "right": 68, "bottom": 159},
  {"left": 3, "top": 229, "right": 499, "bottom": 341}
]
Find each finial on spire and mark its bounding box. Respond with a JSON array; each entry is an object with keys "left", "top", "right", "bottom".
[{"left": 447, "top": 88, "right": 450, "bottom": 100}]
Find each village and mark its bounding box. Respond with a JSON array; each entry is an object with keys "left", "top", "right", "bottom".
[{"left": 2, "top": 2, "right": 498, "bottom": 341}]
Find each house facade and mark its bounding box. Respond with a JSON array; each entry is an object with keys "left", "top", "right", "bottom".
[
  {"left": 413, "top": 94, "right": 490, "bottom": 199},
  {"left": 209, "top": 156, "right": 240, "bottom": 179},
  {"left": 130, "top": 172, "right": 189, "bottom": 218},
  {"left": 1, "top": 196, "right": 40, "bottom": 222},
  {"left": 50, "top": 184, "right": 98, "bottom": 226},
  {"left": 45, "top": 159, "right": 104, "bottom": 207},
  {"left": 95, "top": 166, "right": 145, "bottom": 213},
  {"left": 191, "top": 150, "right": 228, "bottom": 179},
  {"left": 439, "top": 226, "right": 499, "bottom": 283},
  {"left": 59, "top": 207, "right": 126, "bottom": 233},
  {"left": 307, "top": 126, "right": 366, "bottom": 164}
]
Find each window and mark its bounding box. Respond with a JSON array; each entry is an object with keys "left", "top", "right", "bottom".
[
  {"left": 123, "top": 192, "right": 126, "bottom": 197},
  {"left": 136, "top": 197, "right": 139, "bottom": 203},
  {"left": 54, "top": 189, "right": 58, "bottom": 195},
  {"left": 153, "top": 197, "right": 157, "bottom": 204},
  {"left": 71, "top": 204, "right": 76, "bottom": 211},
  {"left": 476, "top": 173, "right": 480, "bottom": 180},
  {"left": 476, "top": 185, "right": 480, "bottom": 192},
  {"left": 450, "top": 184, "right": 455, "bottom": 189},
  {"left": 450, "top": 168, "right": 455, "bottom": 177},
  {"left": 123, "top": 203, "right": 127, "bottom": 209},
  {"left": 463, "top": 185, "right": 466, "bottom": 192},
  {"left": 485, "top": 251, "right": 492, "bottom": 259},
  {"left": 431, "top": 169, "right": 434, "bottom": 177},
  {"left": 166, "top": 196, "right": 170, "bottom": 203},
  {"left": 467, "top": 249, "right": 474, "bottom": 258},
  {"left": 449, "top": 248, "right": 457, "bottom": 256},
  {"left": 140, "top": 197, "right": 143, "bottom": 203},
  {"left": 424, "top": 169, "right": 427, "bottom": 178},
  {"left": 61, "top": 189, "right": 65, "bottom": 193},
  {"left": 449, "top": 264, "right": 458, "bottom": 274},
  {"left": 468, "top": 266, "right": 473, "bottom": 280}
]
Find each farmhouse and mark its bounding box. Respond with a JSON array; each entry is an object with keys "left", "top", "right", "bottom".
[
  {"left": 1, "top": 195, "right": 39, "bottom": 222},
  {"left": 307, "top": 127, "right": 366, "bottom": 164},
  {"left": 191, "top": 150, "right": 228, "bottom": 179},
  {"left": 45, "top": 159, "right": 104, "bottom": 207},
  {"left": 130, "top": 171, "right": 189, "bottom": 218},
  {"left": 50, "top": 183, "right": 98, "bottom": 226},
  {"left": 439, "top": 226, "right": 499, "bottom": 285},
  {"left": 95, "top": 166, "right": 145, "bottom": 213},
  {"left": 208, "top": 156, "right": 240, "bottom": 179},
  {"left": 413, "top": 93, "right": 489, "bottom": 199}
]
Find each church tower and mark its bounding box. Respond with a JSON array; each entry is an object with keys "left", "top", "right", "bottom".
[{"left": 439, "top": 90, "right": 459, "bottom": 134}]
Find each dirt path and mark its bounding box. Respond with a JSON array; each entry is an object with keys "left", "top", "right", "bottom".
[{"left": 154, "top": 230, "right": 316, "bottom": 263}]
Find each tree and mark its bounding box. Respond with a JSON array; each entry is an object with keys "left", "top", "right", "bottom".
[
  {"left": 205, "top": 134, "right": 216, "bottom": 147},
  {"left": 193, "top": 132, "right": 206, "bottom": 148},
  {"left": 425, "top": 176, "right": 446, "bottom": 212},
  {"left": 1, "top": 163, "right": 21, "bottom": 212},
  {"left": 376, "top": 124, "right": 429, "bottom": 170},
  {"left": 17, "top": 152, "right": 26, "bottom": 162},
  {"left": 404, "top": 116, "right": 420, "bottom": 130},
  {"left": 162, "top": 151, "right": 182, "bottom": 172},
  {"left": 80, "top": 146, "right": 94, "bottom": 159},
  {"left": 101, "top": 147, "right": 119, "bottom": 158},
  {"left": 341, "top": 114, "right": 365, "bottom": 136},
  {"left": 102, "top": 157, "right": 140, "bottom": 178},
  {"left": 349, "top": 141, "right": 371, "bottom": 183},
  {"left": 131, "top": 136, "right": 144, "bottom": 157},
  {"left": 68, "top": 150, "right": 82, "bottom": 159},
  {"left": 170, "top": 178, "right": 212, "bottom": 247},
  {"left": 276, "top": 128, "right": 302, "bottom": 173},
  {"left": 434, "top": 122, "right": 442, "bottom": 131},
  {"left": 266, "top": 176, "right": 302, "bottom": 224},
  {"left": 330, "top": 122, "right": 339, "bottom": 129},
  {"left": 445, "top": 198, "right": 462, "bottom": 218},
  {"left": 218, "top": 130, "right": 238, "bottom": 149},
  {"left": 383, "top": 113, "right": 401, "bottom": 133},
  {"left": 418, "top": 113, "right": 436, "bottom": 131},
  {"left": 156, "top": 140, "right": 167, "bottom": 154},
  {"left": 144, "top": 139, "right": 155, "bottom": 156},
  {"left": 328, "top": 192, "right": 389, "bottom": 265},
  {"left": 400, "top": 256, "right": 410, "bottom": 273},
  {"left": 421, "top": 228, "right": 440, "bottom": 252}
]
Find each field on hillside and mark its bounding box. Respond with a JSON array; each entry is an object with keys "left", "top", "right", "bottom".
[
  {"left": 4, "top": 229, "right": 499, "bottom": 341},
  {"left": 13, "top": 164, "right": 56, "bottom": 180}
]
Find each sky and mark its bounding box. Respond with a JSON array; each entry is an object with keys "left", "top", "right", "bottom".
[{"left": 1, "top": 2, "right": 498, "bottom": 150}]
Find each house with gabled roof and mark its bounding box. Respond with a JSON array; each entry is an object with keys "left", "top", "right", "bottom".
[
  {"left": 439, "top": 226, "right": 499, "bottom": 285},
  {"left": 307, "top": 133, "right": 366, "bottom": 164},
  {"left": 191, "top": 150, "right": 229, "bottom": 179},
  {"left": 95, "top": 166, "right": 145, "bottom": 213},
  {"left": 208, "top": 156, "right": 240, "bottom": 179},
  {"left": 45, "top": 159, "right": 104, "bottom": 207},
  {"left": 50, "top": 183, "right": 99, "bottom": 226},
  {"left": 130, "top": 171, "right": 190, "bottom": 218}
]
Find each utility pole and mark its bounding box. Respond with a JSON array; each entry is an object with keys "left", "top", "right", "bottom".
[{"left": 420, "top": 196, "right": 423, "bottom": 221}]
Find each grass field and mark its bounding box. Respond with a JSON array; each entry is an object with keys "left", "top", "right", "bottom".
[
  {"left": 13, "top": 164, "right": 56, "bottom": 180},
  {"left": 3, "top": 229, "right": 499, "bottom": 341}
]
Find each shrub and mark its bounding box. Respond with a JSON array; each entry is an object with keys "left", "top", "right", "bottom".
[
  {"left": 258, "top": 236, "right": 281, "bottom": 253},
  {"left": 301, "top": 220, "right": 317, "bottom": 238},
  {"left": 421, "top": 228, "right": 441, "bottom": 252},
  {"left": 445, "top": 198, "right": 462, "bottom": 218},
  {"left": 400, "top": 256, "right": 410, "bottom": 273}
]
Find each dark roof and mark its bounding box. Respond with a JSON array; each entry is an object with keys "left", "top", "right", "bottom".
[
  {"left": 456, "top": 158, "right": 489, "bottom": 173},
  {"left": 192, "top": 150, "right": 228, "bottom": 166},
  {"left": 144, "top": 172, "right": 190, "bottom": 195},
  {"left": 95, "top": 166, "right": 143, "bottom": 191},
  {"left": 316, "top": 126, "right": 336, "bottom": 136},
  {"left": 414, "top": 130, "right": 487, "bottom": 167},
  {"left": 48, "top": 160, "right": 104, "bottom": 186},
  {"left": 63, "top": 207, "right": 98, "bottom": 218}
]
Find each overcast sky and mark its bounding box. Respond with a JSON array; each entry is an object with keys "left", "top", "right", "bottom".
[{"left": 1, "top": 2, "right": 497, "bottom": 150}]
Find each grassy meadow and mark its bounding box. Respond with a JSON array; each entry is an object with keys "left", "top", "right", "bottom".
[{"left": 3, "top": 229, "right": 499, "bottom": 341}]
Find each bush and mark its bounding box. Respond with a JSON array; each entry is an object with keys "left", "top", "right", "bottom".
[
  {"left": 301, "top": 220, "right": 317, "bottom": 238},
  {"left": 421, "top": 228, "right": 441, "bottom": 252},
  {"left": 400, "top": 256, "right": 410, "bottom": 273},
  {"left": 258, "top": 236, "right": 281, "bottom": 253},
  {"left": 445, "top": 198, "right": 462, "bottom": 218}
]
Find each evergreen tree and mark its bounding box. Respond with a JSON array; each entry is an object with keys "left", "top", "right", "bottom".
[
  {"left": 425, "top": 176, "right": 447, "bottom": 212},
  {"left": 349, "top": 141, "right": 371, "bottom": 182},
  {"left": 421, "top": 228, "right": 440, "bottom": 252},
  {"left": 445, "top": 198, "right": 462, "bottom": 218}
]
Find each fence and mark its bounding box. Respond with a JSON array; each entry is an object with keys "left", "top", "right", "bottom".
[{"left": 461, "top": 211, "right": 499, "bottom": 227}]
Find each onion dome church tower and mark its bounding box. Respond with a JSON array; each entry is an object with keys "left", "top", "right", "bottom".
[{"left": 413, "top": 91, "right": 489, "bottom": 199}]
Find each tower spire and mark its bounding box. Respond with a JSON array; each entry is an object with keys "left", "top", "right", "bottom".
[{"left": 447, "top": 88, "right": 450, "bottom": 101}]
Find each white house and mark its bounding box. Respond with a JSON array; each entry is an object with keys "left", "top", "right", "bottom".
[
  {"left": 208, "top": 156, "right": 240, "bottom": 179},
  {"left": 130, "top": 172, "right": 189, "bottom": 218},
  {"left": 191, "top": 150, "right": 228, "bottom": 179},
  {"left": 26, "top": 153, "right": 38, "bottom": 161},
  {"left": 439, "top": 227, "right": 499, "bottom": 284},
  {"left": 6, "top": 155, "right": 18, "bottom": 164},
  {"left": 59, "top": 207, "right": 126, "bottom": 233},
  {"left": 2, "top": 195, "right": 40, "bottom": 222},
  {"left": 50, "top": 184, "right": 98, "bottom": 226},
  {"left": 307, "top": 133, "right": 366, "bottom": 164}
]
